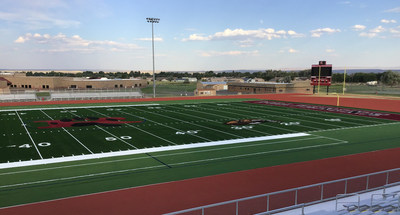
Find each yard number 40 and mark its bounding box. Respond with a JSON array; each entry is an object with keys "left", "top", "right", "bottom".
[
  {"left": 176, "top": 130, "right": 200, "bottom": 135},
  {"left": 18, "top": 142, "right": 51, "bottom": 148}
]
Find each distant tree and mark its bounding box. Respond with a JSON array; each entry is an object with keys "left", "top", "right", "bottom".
[
  {"left": 332, "top": 73, "right": 344, "bottom": 83},
  {"left": 283, "top": 76, "right": 292, "bottom": 83},
  {"left": 298, "top": 69, "right": 311, "bottom": 77},
  {"left": 381, "top": 70, "right": 400, "bottom": 86}
]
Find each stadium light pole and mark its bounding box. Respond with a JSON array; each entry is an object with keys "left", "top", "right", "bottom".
[{"left": 146, "top": 17, "right": 160, "bottom": 98}]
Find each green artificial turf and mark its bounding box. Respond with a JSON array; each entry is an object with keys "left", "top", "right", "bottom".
[{"left": 0, "top": 100, "right": 399, "bottom": 207}]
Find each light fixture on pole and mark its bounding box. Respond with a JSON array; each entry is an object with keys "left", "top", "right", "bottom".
[{"left": 146, "top": 17, "right": 160, "bottom": 98}]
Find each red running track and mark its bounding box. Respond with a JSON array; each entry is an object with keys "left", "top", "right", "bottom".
[
  {"left": 1, "top": 93, "right": 399, "bottom": 112},
  {"left": 2, "top": 146, "right": 400, "bottom": 215}
]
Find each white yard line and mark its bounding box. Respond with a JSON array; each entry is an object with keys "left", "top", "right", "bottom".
[
  {"left": 238, "top": 102, "right": 385, "bottom": 125},
  {"left": 117, "top": 110, "right": 212, "bottom": 142},
  {"left": 308, "top": 121, "right": 400, "bottom": 133},
  {"left": 128, "top": 106, "right": 247, "bottom": 139},
  {"left": 170, "top": 140, "right": 348, "bottom": 166},
  {"left": 0, "top": 136, "right": 322, "bottom": 176},
  {"left": 15, "top": 111, "right": 43, "bottom": 159},
  {"left": 86, "top": 108, "right": 177, "bottom": 145},
  {"left": 0, "top": 133, "right": 310, "bottom": 169},
  {"left": 39, "top": 110, "right": 94, "bottom": 154},
  {"left": 164, "top": 105, "right": 254, "bottom": 137},
  {"left": 0, "top": 103, "right": 159, "bottom": 112},
  {"left": 174, "top": 104, "right": 298, "bottom": 134},
  {"left": 0, "top": 165, "right": 166, "bottom": 189},
  {"left": 64, "top": 109, "right": 139, "bottom": 149},
  {"left": 203, "top": 103, "right": 337, "bottom": 130},
  {"left": 197, "top": 104, "right": 319, "bottom": 132},
  {"left": 0, "top": 134, "right": 349, "bottom": 190}
]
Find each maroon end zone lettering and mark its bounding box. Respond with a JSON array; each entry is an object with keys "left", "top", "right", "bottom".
[{"left": 245, "top": 100, "right": 400, "bottom": 121}]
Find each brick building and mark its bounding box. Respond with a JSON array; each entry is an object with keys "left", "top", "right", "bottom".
[
  {"left": 227, "top": 81, "right": 311, "bottom": 94},
  {"left": 0, "top": 73, "right": 148, "bottom": 90}
]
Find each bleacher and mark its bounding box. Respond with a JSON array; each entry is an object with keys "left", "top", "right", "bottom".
[
  {"left": 288, "top": 191, "right": 400, "bottom": 215},
  {"left": 50, "top": 91, "right": 143, "bottom": 100},
  {"left": 327, "top": 193, "right": 399, "bottom": 215},
  {"left": 0, "top": 93, "right": 37, "bottom": 102}
]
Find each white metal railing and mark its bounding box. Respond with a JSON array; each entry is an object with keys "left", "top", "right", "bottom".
[{"left": 164, "top": 167, "right": 400, "bottom": 215}]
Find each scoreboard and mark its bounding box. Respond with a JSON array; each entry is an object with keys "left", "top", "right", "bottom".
[{"left": 310, "top": 61, "right": 332, "bottom": 86}]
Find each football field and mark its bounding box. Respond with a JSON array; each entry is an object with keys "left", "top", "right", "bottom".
[
  {"left": 0, "top": 100, "right": 393, "bottom": 165},
  {"left": 0, "top": 99, "right": 399, "bottom": 208}
]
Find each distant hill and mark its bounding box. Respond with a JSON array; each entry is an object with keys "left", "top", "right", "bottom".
[{"left": 333, "top": 69, "right": 400, "bottom": 74}]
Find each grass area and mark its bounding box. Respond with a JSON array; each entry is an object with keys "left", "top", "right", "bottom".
[
  {"left": 0, "top": 99, "right": 399, "bottom": 207},
  {"left": 35, "top": 92, "right": 50, "bottom": 97},
  {"left": 327, "top": 83, "right": 400, "bottom": 96},
  {"left": 0, "top": 98, "right": 257, "bottom": 111},
  {"left": 141, "top": 81, "right": 197, "bottom": 97}
]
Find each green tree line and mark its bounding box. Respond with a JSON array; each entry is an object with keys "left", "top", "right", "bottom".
[
  {"left": 332, "top": 70, "right": 400, "bottom": 86},
  {"left": 24, "top": 70, "right": 399, "bottom": 85}
]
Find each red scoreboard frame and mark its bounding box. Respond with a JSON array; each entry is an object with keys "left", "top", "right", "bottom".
[{"left": 310, "top": 61, "right": 332, "bottom": 86}]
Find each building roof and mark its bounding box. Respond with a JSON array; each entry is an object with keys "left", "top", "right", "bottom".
[
  {"left": 201, "top": 82, "right": 227, "bottom": 85},
  {"left": 0, "top": 77, "right": 11, "bottom": 84},
  {"left": 227, "top": 82, "right": 293, "bottom": 88}
]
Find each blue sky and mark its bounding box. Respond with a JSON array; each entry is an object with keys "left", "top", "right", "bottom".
[{"left": 0, "top": 0, "right": 399, "bottom": 71}]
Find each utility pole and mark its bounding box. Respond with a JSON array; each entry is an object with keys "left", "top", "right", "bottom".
[{"left": 146, "top": 17, "right": 160, "bottom": 98}]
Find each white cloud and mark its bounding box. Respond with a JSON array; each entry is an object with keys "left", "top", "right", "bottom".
[
  {"left": 358, "top": 25, "right": 387, "bottom": 38},
  {"left": 14, "top": 33, "right": 141, "bottom": 53},
  {"left": 310, "top": 28, "right": 341, "bottom": 37},
  {"left": 381, "top": 19, "right": 397, "bottom": 24},
  {"left": 183, "top": 28, "right": 304, "bottom": 42},
  {"left": 326, "top": 49, "right": 335, "bottom": 53},
  {"left": 14, "top": 36, "right": 26, "bottom": 43},
  {"left": 370, "top": 26, "right": 385, "bottom": 33},
  {"left": 385, "top": 7, "right": 400, "bottom": 13},
  {"left": 199, "top": 50, "right": 259, "bottom": 57},
  {"left": 352, "top": 24, "right": 366, "bottom": 31},
  {"left": 0, "top": 11, "right": 80, "bottom": 30},
  {"left": 359, "top": 32, "right": 377, "bottom": 38},
  {"left": 389, "top": 26, "right": 400, "bottom": 37},
  {"left": 182, "top": 34, "right": 211, "bottom": 41},
  {"left": 279, "top": 48, "right": 299, "bottom": 53}
]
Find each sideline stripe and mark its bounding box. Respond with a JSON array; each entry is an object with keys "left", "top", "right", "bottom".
[
  {"left": 15, "top": 111, "right": 43, "bottom": 159},
  {"left": 0, "top": 138, "right": 345, "bottom": 190},
  {"left": 0, "top": 133, "right": 310, "bottom": 169},
  {"left": 0, "top": 103, "right": 160, "bottom": 112},
  {"left": 0, "top": 136, "right": 322, "bottom": 176}
]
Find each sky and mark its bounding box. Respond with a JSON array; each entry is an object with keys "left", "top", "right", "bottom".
[{"left": 0, "top": 0, "right": 399, "bottom": 71}]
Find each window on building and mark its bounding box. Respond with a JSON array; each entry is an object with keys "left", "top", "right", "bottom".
[
  {"left": 42, "top": 85, "right": 45, "bottom": 89},
  {"left": 46, "top": 85, "right": 49, "bottom": 89},
  {"left": 29, "top": 85, "right": 32, "bottom": 88},
  {"left": 86, "top": 85, "right": 92, "bottom": 89},
  {"left": 115, "top": 85, "right": 118, "bottom": 88},
  {"left": 70, "top": 85, "right": 77, "bottom": 89},
  {"left": 120, "top": 84, "right": 123, "bottom": 88},
  {"left": 134, "top": 84, "right": 138, "bottom": 87},
  {"left": 139, "top": 83, "right": 142, "bottom": 87}
]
